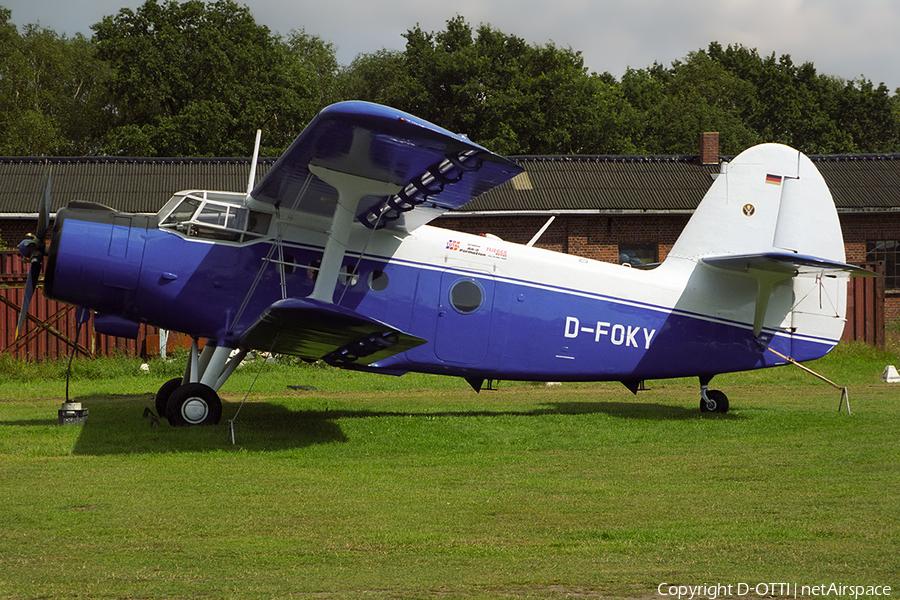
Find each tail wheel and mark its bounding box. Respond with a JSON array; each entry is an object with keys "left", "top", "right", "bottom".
[
  {"left": 700, "top": 389, "right": 729, "bottom": 413},
  {"left": 155, "top": 377, "right": 184, "bottom": 420},
  {"left": 165, "top": 383, "right": 222, "bottom": 426}
]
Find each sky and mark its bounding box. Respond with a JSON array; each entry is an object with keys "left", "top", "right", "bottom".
[{"left": 4, "top": 0, "right": 900, "bottom": 91}]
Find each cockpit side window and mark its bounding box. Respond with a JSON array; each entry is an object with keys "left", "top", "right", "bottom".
[
  {"left": 162, "top": 197, "right": 201, "bottom": 227},
  {"left": 159, "top": 193, "right": 272, "bottom": 243}
]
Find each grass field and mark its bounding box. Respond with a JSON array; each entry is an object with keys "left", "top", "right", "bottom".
[{"left": 1, "top": 344, "right": 898, "bottom": 599}]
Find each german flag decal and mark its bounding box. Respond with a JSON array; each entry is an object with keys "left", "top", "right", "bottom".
[{"left": 765, "top": 173, "right": 783, "bottom": 185}]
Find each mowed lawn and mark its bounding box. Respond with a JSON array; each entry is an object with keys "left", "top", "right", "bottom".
[{"left": 0, "top": 348, "right": 898, "bottom": 599}]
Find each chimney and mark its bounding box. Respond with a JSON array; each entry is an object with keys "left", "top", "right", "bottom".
[{"left": 700, "top": 132, "right": 719, "bottom": 165}]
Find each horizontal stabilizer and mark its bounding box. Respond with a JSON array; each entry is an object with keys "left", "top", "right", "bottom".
[
  {"left": 702, "top": 252, "right": 877, "bottom": 277},
  {"left": 702, "top": 252, "right": 873, "bottom": 338},
  {"left": 239, "top": 298, "right": 426, "bottom": 368}
]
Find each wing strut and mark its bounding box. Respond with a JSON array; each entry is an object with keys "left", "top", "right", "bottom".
[{"left": 307, "top": 164, "right": 401, "bottom": 304}]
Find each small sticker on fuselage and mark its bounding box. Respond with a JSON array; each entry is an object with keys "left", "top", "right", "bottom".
[{"left": 446, "top": 239, "right": 508, "bottom": 260}]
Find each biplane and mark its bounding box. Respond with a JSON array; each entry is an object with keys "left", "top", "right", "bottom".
[{"left": 16, "top": 101, "right": 871, "bottom": 425}]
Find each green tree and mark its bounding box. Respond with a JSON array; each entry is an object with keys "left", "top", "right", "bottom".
[
  {"left": 624, "top": 51, "right": 758, "bottom": 154},
  {"left": 344, "top": 16, "right": 637, "bottom": 155},
  {"left": 92, "top": 0, "right": 332, "bottom": 156},
  {"left": 704, "top": 42, "right": 853, "bottom": 153},
  {"left": 338, "top": 49, "right": 411, "bottom": 107},
  {"left": 833, "top": 78, "right": 900, "bottom": 153},
  {"left": 285, "top": 28, "right": 341, "bottom": 109},
  {"left": 0, "top": 8, "right": 111, "bottom": 155}
]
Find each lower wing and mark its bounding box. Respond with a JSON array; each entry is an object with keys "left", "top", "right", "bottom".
[{"left": 239, "top": 298, "right": 426, "bottom": 371}]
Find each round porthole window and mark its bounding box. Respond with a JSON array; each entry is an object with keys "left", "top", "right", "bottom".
[
  {"left": 368, "top": 270, "right": 389, "bottom": 291},
  {"left": 449, "top": 279, "right": 483, "bottom": 314}
]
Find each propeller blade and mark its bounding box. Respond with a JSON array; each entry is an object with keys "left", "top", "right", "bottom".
[
  {"left": 16, "top": 167, "right": 53, "bottom": 338},
  {"left": 36, "top": 168, "right": 52, "bottom": 241},
  {"left": 15, "top": 260, "right": 41, "bottom": 339}
]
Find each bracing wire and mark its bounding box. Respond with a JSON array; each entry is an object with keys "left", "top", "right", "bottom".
[{"left": 227, "top": 337, "right": 280, "bottom": 445}]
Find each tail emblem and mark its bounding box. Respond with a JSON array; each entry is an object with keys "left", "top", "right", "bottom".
[{"left": 742, "top": 204, "right": 756, "bottom": 217}]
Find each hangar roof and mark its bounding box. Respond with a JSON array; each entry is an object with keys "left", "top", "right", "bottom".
[{"left": 1, "top": 152, "right": 899, "bottom": 217}]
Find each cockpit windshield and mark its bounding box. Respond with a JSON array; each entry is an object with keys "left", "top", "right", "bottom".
[{"left": 158, "top": 191, "right": 272, "bottom": 243}]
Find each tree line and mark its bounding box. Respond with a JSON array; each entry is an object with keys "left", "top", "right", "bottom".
[{"left": 2, "top": 0, "right": 899, "bottom": 159}]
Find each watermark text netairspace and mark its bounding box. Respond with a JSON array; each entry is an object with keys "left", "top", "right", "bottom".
[{"left": 657, "top": 582, "right": 892, "bottom": 599}]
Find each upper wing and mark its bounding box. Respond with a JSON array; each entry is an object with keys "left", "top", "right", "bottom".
[{"left": 251, "top": 101, "right": 523, "bottom": 232}]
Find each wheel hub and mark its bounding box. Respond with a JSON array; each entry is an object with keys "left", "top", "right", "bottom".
[{"left": 181, "top": 397, "right": 209, "bottom": 423}]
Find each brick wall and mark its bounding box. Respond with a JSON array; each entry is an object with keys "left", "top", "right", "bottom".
[
  {"left": 840, "top": 212, "right": 900, "bottom": 322},
  {"left": 435, "top": 214, "right": 692, "bottom": 263},
  {"left": 0, "top": 219, "right": 32, "bottom": 249}
]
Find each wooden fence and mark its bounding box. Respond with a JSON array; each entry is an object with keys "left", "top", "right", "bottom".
[
  {"left": 1, "top": 250, "right": 153, "bottom": 360},
  {"left": 842, "top": 261, "right": 885, "bottom": 349}
]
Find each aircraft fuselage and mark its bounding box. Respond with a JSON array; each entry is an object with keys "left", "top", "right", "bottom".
[{"left": 43, "top": 197, "right": 841, "bottom": 386}]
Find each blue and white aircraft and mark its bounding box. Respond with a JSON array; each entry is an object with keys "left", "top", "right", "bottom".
[{"left": 17, "top": 101, "right": 872, "bottom": 425}]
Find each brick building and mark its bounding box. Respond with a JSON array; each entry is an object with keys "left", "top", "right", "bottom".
[{"left": 3, "top": 145, "right": 900, "bottom": 320}]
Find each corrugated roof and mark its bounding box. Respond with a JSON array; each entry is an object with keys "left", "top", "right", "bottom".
[
  {"left": 812, "top": 154, "right": 900, "bottom": 211},
  {"left": 468, "top": 154, "right": 900, "bottom": 214},
  {"left": 467, "top": 155, "right": 719, "bottom": 212},
  {"left": 1, "top": 153, "right": 898, "bottom": 216},
  {"left": 0, "top": 157, "right": 275, "bottom": 214}
]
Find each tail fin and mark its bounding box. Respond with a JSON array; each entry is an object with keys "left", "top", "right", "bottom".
[
  {"left": 669, "top": 143, "right": 844, "bottom": 262},
  {"left": 667, "top": 143, "right": 872, "bottom": 346}
]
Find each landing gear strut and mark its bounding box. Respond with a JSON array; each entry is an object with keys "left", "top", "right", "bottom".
[
  {"left": 699, "top": 377, "right": 729, "bottom": 413},
  {"left": 155, "top": 339, "right": 246, "bottom": 426}
]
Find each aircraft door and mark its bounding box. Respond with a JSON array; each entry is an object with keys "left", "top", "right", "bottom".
[{"left": 434, "top": 271, "right": 495, "bottom": 365}]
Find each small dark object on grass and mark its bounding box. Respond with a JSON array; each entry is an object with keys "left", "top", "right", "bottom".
[
  {"left": 287, "top": 385, "right": 317, "bottom": 391},
  {"left": 142, "top": 407, "right": 162, "bottom": 427}
]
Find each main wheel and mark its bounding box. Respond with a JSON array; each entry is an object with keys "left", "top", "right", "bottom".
[
  {"left": 155, "top": 377, "right": 184, "bottom": 419},
  {"left": 700, "top": 389, "right": 729, "bottom": 413},
  {"left": 165, "top": 383, "right": 222, "bottom": 426}
]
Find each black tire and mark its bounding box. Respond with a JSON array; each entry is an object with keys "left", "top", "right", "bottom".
[
  {"left": 700, "top": 389, "right": 729, "bottom": 413},
  {"left": 165, "top": 383, "right": 222, "bottom": 426},
  {"left": 155, "top": 377, "right": 183, "bottom": 419}
]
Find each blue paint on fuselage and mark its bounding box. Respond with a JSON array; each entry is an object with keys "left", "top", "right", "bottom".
[{"left": 48, "top": 217, "right": 836, "bottom": 383}]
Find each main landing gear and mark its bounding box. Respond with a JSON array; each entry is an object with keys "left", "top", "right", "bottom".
[
  {"left": 699, "top": 377, "right": 729, "bottom": 413},
  {"left": 155, "top": 339, "right": 247, "bottom": 426}
]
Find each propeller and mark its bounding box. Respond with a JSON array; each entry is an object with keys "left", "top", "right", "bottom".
[{"left": 15, "top": 168, "right": 52, "bottom": 339}]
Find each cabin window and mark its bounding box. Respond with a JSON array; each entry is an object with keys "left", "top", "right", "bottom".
[
  {"left": 866, "top": 240, "right": 898, "bottom": 288},
  {"left": 340, "top": 265, "right": 359, "bottom": 287},
  {"left": 282, "top": 254, "right": 296, "bottom": 276},
  {"left": 368, "top": 270, "right": 389, "bottom": 291},
  {"left": 618, "top": 242, "right": 658, "bottom": 268},
  {"left": 449, "top": 279, "right": 484, "bottom": 314},
  {"left": 307, "top": 259, "right": 321, "bottom": 281},
  {"left": 159, "top": 192, "right": 272, "bottom": 243}
]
